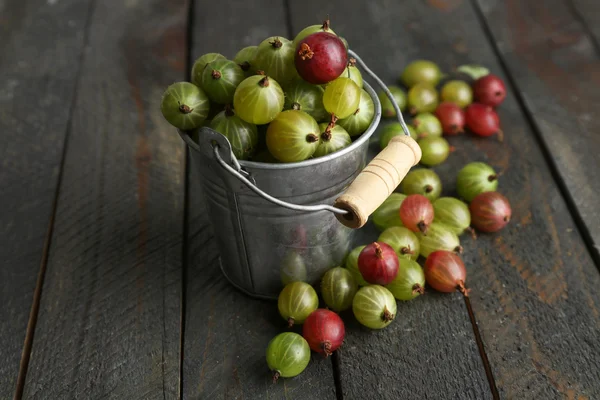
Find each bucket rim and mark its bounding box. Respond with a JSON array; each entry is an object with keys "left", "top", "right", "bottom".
[{"left": 180, "top": 80, "right": 382, "bottom": 170}]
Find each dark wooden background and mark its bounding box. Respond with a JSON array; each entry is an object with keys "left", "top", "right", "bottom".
[{"left": 1, "top": 0, "right": 599, "bottom": 399}]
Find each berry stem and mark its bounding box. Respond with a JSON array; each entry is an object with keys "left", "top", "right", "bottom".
[
  {"left": 272, "top": 371, "right": 281, "bottom": 384},
  {"left": 321, "top": 341, "right": 332, "bottom": 357},
  {"left": 179, "top": 104, "right": 193, "bottom": 114},
  {"left": 458, "top": 280, "right": 471, "bottom": 297},
  {"left": 287, "top": 317, "right": 295, "bottom": 328},
  {"left": 291, "top": 102, "right": 301, "bottom": 111},
  {"left": 497, "top": 129, "right": 504, "bottom": 142},
  {"left": 348, "top": 57, "right": 357, "bottom": 67},
  {"left": 400, "top": 246, "right": 414, "bottom": 256},
  {"left": 424, "top": 184, "right": 433, "bottom": 193},
  {"left": 488, "top": 174, "right": 497, "bottom": 182},
  {"left": 412, "top": 283, "right": 425, "bottom": 295},
  {"left": 382, "top": 306, "right": 394, "bottom": 322},
  {"left": 321, "top": 130, "right": 332, "bottom": 141},
  {"left": 258, "top": 76, "right": 270, "bottom": 87},
  {"left": 270, "top": 38, "right": 283, "bottom": 48},
  {"left": 322, "top": 17, "right": 331, "bottom": 31},
  {"left": 211, "top": 69, "right": 222, "bottom": 79},
  {"left": 224, "top": 104, "right": 234, "bottom": 117},
  {"left": 454, "top": 245, "right": 464, "bottom": 254},
  {"left": 417, "top": 220, "right": 428, "bottom": 234},
  {"left": 374, "top": 242, "right": 383, "bottom": 259},
  {"left": 298, "top": 43, "right": 314, "bottom": 60},
  {"left": 306, "top": 133, "right": 319, "bottom": 143},
  {"left": 238, "top": 61, "right": 250, "bottom": 71}
]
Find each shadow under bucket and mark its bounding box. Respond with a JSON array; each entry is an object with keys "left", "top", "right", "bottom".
[{"left": 179, "top": 51, "right": 420, "bottom": 299}]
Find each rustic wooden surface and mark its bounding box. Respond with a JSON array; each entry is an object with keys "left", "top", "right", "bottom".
[
  {"left": 0, "top": 0, "right": 92, "bottom": 398},
  {"left": 1, "top": 0, "right": 600, "bottom": 399},
  {"left": 19, "top": 0, "right": 187, "bottom": 399},
  {"left": 475, "top": 0, "right": 600, "bottom": 266}
]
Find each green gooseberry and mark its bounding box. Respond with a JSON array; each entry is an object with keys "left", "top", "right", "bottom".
[
  {"left": 379, "top": 124, "right": 417, "bottom": 149},
  {"left": 321, "top": 267, "right": 358, "bottom": 312},
  {"left": 418, "top": 136, "right": 450, "bottom": 166},
  {"left": 160, "top": 82, "right": 210, "bottom": 130},
  {"left": 412, "top": 112, "right": 442, "bottom": 138},
  {"left": 352, "top": 285, "right": 397, "bottom": 329},
  {"left": 408, "top": 83, "right": 439, "bottom": 115},
  {"left": 441, "top": 80, "right": 473, "bottom": 108},
  {"left": 378, "top": 85, "right": 407, "bottom": 118},
  {"left": 400, "top": 59, "right": 443, "bottom": 88},
  {"left": 433, "top": 197, "right": 472, "bottom": 236},
  {"left": 191, "top": 53, "right": 226, "bottom": 86},
  {"left": 278, "top": 281, "right": 319, "bottom": 327},
  {"left": 372, "top": 193, "right": 406, "bottom": 231},
  {"left": 266, "top": 332, "right": 311, "bottom": 382},
  {"left": 377, "top": 226, "right": 420, "bottom": 261},
  {"left": 401, "top": 169, "right": 442, "bottom": 201},
  {"left": 456, "top": 162, "right": 498, "bottom": 202},
  {"left": 386, "top": 258, "right": 426, "bottom": 301},
  {"left": 345, "top": 245, "right": 369, "bottom": 286}
]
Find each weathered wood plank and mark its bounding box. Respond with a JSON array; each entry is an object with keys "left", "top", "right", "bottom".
[
  {"left": 288, "top": 3, "right": 494, "bottom": 399},
  {"left": 476, "top": 0, "right": 600, "bottom": 264},
  {"left": 182, "top": 1, "right": 336, "bottom": 399},
  {"left": 21, "top": 0, "right": 188, "bottom": 399},
  {"left": 571, "top": 0, "right": 600, "bottom": 49},
  {"left": 0, "top": 1, "right": 91, "bottom": 397},
  {"left": 437, "top": 0, "right": 600, "bottom": 398}
]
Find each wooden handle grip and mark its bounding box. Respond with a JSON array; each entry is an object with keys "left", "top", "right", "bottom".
[{"left": 334, "top": 135, "right": 421, "bottom": 228}]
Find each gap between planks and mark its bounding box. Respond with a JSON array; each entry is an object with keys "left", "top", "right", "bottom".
[{"left": 468, "top": 0, "right": 600, "bottom": 271}]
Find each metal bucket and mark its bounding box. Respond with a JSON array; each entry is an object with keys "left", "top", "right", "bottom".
[{"left": 179, "top": 51, "right": 414, "bottom": 299}]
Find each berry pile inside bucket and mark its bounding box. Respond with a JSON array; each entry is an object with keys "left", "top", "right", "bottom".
[{"left": 160, "top": 18, "right": 512, "bottom": 383}]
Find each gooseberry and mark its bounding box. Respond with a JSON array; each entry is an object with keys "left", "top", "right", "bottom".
[
  {"left": 433, "top": 197, "right": 473, "bottom": 237},
  {"left": 266, "top": 332, "right": 311, "bottom": 382},
  {"left": 435, "top": 102, "right": 465, "bottom": 135},
  {"left": 457, "top": 64, "right": 490, "bottom": 80},
  {"left": 386, "top": 258, "right": 426, "bottom": 301},
  {"left": 345, "top": 58, "right": 363, "bottom": 88},
  {"left": 302, "top": 309, "right": 345, "bottom": 356},
  {"left": 321, "top": 267, "right": 358, "bottom": 312},
  {"left": 280, "top": 251, "right": 307, "bottom": 284},
  {"left": 352, "top": 285, "right": 397, "bottom": 329},
  {"left": 372, "top": 193, "right": 406, "bottom": 231},
  {"left": 412, "top": 112, "right": 443, "bottom": 138},
  {"left": 323, "top": 77, "right": 361, "bottom": 119},
  {"left": 283, "top": 79, "right": 328, "bottom": 121},
  {"left": 400, "top": 60, "right": 442, "bottom": 87},
  {"left": 469, "top": 192, "right": 511, "bottom": 232},
  {"left": 191, "top": 52, "right": 226, "bottom": 86},
  {"left": 417, "top": 222, "right": 462, "bottom": 258},
  {"left": 233, "top": 74, "right": 284, "bottom": 125},
  {"left": 293, "top": 18, "right": 336, "bottom": 48},
  {"left": 358, "top": 242, "right": 399, "bottom": 285},
  {"left": 233, "top": 46, "right": 258, "bottom": 76},
  {"left": 418, "top": 136, "right": 451, "bottom": 166},
  {"left": 473, "top": 74, "right": 506, "bottom": 107},
  {"left": 254, "top": 37, "right": 297, "bottom": 87},
  {"left": 295, "top": 32, "right": 347, "bottom": 85},
  {"left": 465, "top": 103, "right": 501, "bottom": 138},
  {"left": 314, "top": 122, "right": 351, "bottom": 157},
  {"left": 379, "top": 124, "right": 417, "bottom": 149},
  {"left": 401, "top": 169, "right": 442, "bottom": 201},
  {"left": 209, "top": 106, "right": 258, "bottom": 160},
  {"left": 266, "top": 110, "right": 320, "bottom": 162},
  {"left": 378, "top": 86, "right": 407, "bottom": 118},
  {"left": 408, "top": 83, "right": 439, "bottom": 114},
  {"left": 424, "top": 250, "right": 469, "bottom": 295},
  {"left": 399, "top": 194, "right": 434, "bottom": 234},
  {"left": 440, "top": 80, "right": 473, "bottom": 108},
  {"left": 456, "top": 162, "right": 498, "bottom": 202},
  {"left": 377, "top": 226, "right": 420, "bottom": 261},
  {"left": 337, "top": 88, "right": 375, "bottom": 137},
  {"left": 160, "top": 82, "right": 210, "bottom": 130},
  {"left": 278, "top": 282, "right": 319, "bottom": 327},
  {"left": 345, "top": 245, "right": 369, "bottom": 286}
]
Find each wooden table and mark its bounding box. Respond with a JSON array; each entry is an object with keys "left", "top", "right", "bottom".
[{"left": 2, "top": 0, "right": 599, "bottom": 399}]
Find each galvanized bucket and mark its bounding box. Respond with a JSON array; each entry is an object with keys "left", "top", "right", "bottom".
[{"left": 179, "top": 51, "right": 419, "bottom": 299}]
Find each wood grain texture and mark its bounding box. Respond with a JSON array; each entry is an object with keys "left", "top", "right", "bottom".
[
  {"left": 571, "top": 0, "right": 600, "bottom": 49},
  {"left": 289, "top": 3, "right": 494, "bottom": 399},
  {"left": 182, "top": 1, "right": 336, "bottom": 399},
  {"left": 0, "top": 0, "right": 92, "bottom": 397},
  {"left": 21, "top": 0, "right": 188, "bottom": 398},
  {"left": 475, "top": 0, "right": 600, "bottom": 264},
  {"left": 414, "top": 0, "right": 600, "bottom": 398}
]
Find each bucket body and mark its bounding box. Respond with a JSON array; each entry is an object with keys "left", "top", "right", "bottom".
[{"left": 183, "top": 82, "right": 382, "bottom": 298}]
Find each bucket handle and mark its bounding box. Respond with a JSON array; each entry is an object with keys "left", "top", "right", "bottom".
[{"left": 197, "top": 49, "right": 421, "bottom": 228}]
